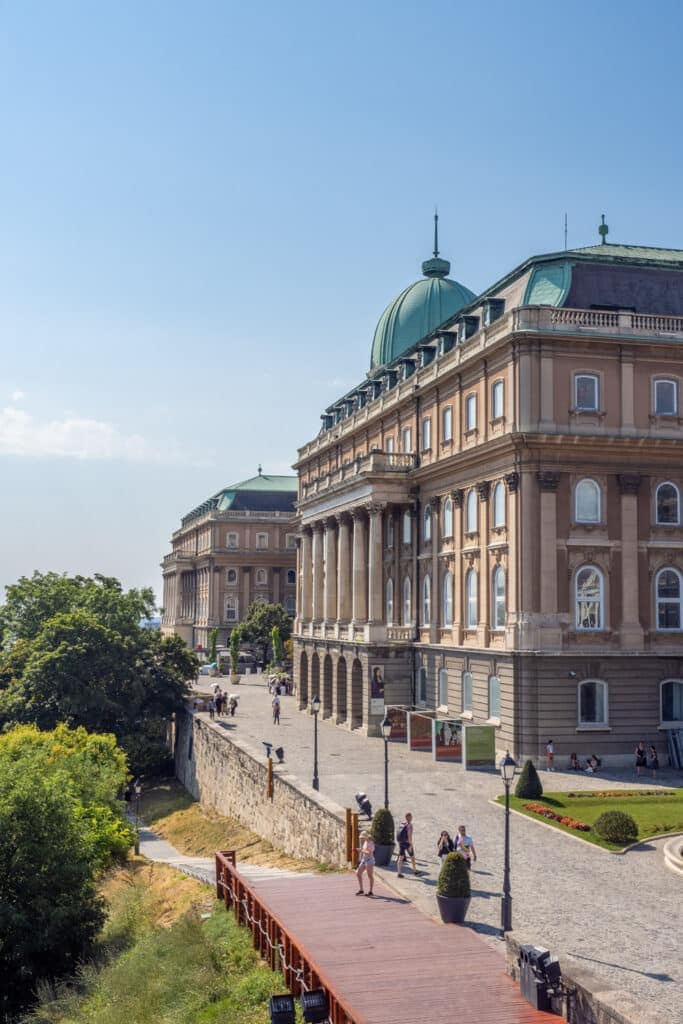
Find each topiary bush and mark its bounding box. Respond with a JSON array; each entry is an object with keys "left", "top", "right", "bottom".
[
  {"left": 594, "top": 810, "right": 638, "bottom": 845},
  {"left": 370, "top": 808, "right": 395, "bottom": 845},
  {"left": 437, "top": 852, "right": 471, "bottom": 898},
  {"left": 515, "top": 758, "right": 543, "bottom": 799}
]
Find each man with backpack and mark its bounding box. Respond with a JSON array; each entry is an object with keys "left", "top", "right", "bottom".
[{"left": 396, "top": 812, "right": 420, "bottom": 878}]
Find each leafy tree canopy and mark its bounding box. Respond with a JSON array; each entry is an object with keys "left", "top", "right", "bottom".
[{"left": 240, "top": 602, "right": 292, "bottom": 663}]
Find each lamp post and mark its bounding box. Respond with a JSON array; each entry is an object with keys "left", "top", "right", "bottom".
[
  {"left": 133, "top": 778, "right": 142, "bottom": 855},
  {"left": 311, "top": 695, "right": 321, "bottom": 791},
  {"left": 499, "top": 750, "right": 516, "bottom": 935},
  {"left": 381, "top": 715, "right": 392, "bottom": 809}
]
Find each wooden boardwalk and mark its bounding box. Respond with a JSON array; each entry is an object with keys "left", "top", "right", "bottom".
[{"left": 217, "top": 854, "right": 554, "bottom": 1024}]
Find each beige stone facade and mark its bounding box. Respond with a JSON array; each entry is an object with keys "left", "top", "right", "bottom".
[
  {"left": 161, "top": 473, "right": 297, "bottom": 650},
  {"left": 293, "top": 243, "right": 683, "bottom": 764}
]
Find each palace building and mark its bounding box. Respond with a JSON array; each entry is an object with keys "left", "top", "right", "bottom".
[
  {"left": 293, "top": 220, "right": 683, "bottom": 764},
  {"left": 161, "top": 471, "right": 297, "bottom": 650}
]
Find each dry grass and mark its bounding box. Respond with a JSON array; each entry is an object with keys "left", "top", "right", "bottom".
[
  {"left": 99, "top": 857, "right": 210, "bottom": 930},
  {"left": 139, "top": 778, "right": 331, "bottom": 872}
]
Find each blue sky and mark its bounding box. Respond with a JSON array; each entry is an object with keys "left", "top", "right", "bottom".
[{"left": 2, "top": 0, "right": 683, "bottom": 602}]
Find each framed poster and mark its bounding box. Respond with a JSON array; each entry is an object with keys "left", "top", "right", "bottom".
[
  {"left": 462, "top": 725, "right": 496, "bottom": 770},
  {"left": 370, "top": 665, "right": 385, "bottom": 699},
  {"left": 432, "top": 718, "right": 463, "bottom": 762}
]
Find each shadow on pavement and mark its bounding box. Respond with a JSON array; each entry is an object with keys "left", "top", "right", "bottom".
[{"left": 567, "top": 952, "right": 674, "bottom": 983}]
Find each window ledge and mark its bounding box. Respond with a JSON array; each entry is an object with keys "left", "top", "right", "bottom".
[
  {"left": 489, "top": 416, "right": 506, "bottom": 427},
  {"left": 576, "top": 725, "right": 611, "bottom": 732},
  {"left": 659, "top": 722, "right": 683, "bottom": 730},
  {"left": 485, "top": 717, "right": 501, "bottom": 727},
  {"left": 437, "top": 704, "right": 449, "bottom": 714},
  {"left": 441, "top": 438, "right": 454, "bottom": 447},
  {"left": 464, "top": 427, "right": 479, "bottom": 438},
  {"left": 460, "top": 710, "right": 473, "bottom": 720},
  {"left": 422, "top": 447, "right": 432, "bottom": 454}
]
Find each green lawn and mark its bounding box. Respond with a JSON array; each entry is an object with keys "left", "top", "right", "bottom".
[{"left": 496, "top": 789, "right": 683, "bottom": 850}]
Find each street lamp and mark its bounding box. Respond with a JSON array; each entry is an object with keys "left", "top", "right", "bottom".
[
  {"left": 499, "top": 750, "right": 516, "bottom": 935},
  {"left": 133, "top": 778, "right": 142, "bottom": 854},
  {"left": 381, "top": 715, "right": 392, "bottom": 809},
  {"left": 311, "top": 695, "right": 321, "bottom": 791}
]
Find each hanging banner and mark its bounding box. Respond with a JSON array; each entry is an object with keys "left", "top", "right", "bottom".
[
  {"left": 462, "top": 725, "right": 496, "bottom": 770},
  {"left": 432, "top": 718, "right": 463, "bottom": 762}
]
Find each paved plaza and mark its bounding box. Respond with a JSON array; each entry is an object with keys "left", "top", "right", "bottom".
[{"left": 194, "top": 675, "right": 682, "bottom": 1022}]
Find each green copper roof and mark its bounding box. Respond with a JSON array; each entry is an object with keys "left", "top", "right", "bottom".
[
  {"left": 523, "top": 259, "right": 572, "bottom": 306},
  {"left": 181, "top": 472, "right": 297, "bottom": 525},
  {"left": 219, "top": 473, "right": 298, "bottom": 495},
  {"left": 370, "top": 261, "right": 475, "bottom": 370}
]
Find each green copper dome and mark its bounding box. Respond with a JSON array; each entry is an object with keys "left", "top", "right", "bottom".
[{"left": 370, "top": 230, "right": 475, "bottom": 370}]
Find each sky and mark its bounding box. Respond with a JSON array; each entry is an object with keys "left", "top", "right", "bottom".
[{"left": 2, "top": 0, "right": 683, "bottom": 604}]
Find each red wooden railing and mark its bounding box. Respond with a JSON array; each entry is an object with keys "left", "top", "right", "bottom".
[{"left": 215, "top": 851, "right": 356, "bottom": 1024}]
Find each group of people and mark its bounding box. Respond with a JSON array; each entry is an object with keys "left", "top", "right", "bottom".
[
  {"left": 635, "top": 741, "right": 659, "bottom": 778},
  {"left": 208, "top": 685, "right": 238, "bottom": 719},
  {"left": 355, "top": 811, "right": 476, "bottom": 897}
]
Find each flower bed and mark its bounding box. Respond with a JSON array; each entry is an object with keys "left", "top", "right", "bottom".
[
  {"left": 566, "top": 790, "right": 676, "bottom": 799},
  {"left": 523, "top": 802, "right": 591, "bottom": 831}
]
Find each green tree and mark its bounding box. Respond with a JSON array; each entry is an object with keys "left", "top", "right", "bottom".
[
  {"left": 240, "top": 603, "right": 292, "bottom": 665},
  {"left": 208, "top": 627, "right": 219, "bottom": 663},
  {"left": 229, "top": 626, "right": 241, "bottom": 675},
  {"left": 0, "top": 771, "right": 106, "bottom": 1020},
  {"left": 271, "top": 625, "right": 284, "bottom": 664}
]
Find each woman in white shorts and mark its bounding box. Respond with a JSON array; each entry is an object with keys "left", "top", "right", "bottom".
[{"left": 355, "top": 830, "right": 375, "bottom": 897}]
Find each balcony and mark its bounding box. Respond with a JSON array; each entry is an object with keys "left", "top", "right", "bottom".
[
  {"left": 301, "top": 451, "right": 417, "bottom": 500},
  {"left": 513, "top": 305, "right": 683, "bottom": 338}
]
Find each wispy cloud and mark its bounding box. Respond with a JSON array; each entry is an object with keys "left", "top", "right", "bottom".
[
  {"left": 10, "top": 390, "right": 25, "bottom": 402},
  {"left": 0, "top": 406, "right": 171, "bottom": 462}
]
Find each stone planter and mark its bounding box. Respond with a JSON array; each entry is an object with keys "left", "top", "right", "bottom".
[
  {"left": 373, "top": 843, "right": 395, "bottom": 867},
  {"left": 230, "top": 673, "right": 241, "bottom": 685},
  {"left": 436, "top": 894, "right": 471, "bottom": 924}
]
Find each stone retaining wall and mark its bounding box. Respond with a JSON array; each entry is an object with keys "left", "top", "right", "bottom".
[
  {"left": 175, "top": 709, "right": 347, "bottom": 867},
  {"left": 505, "top": 932, "right": 668, "bottom": 1024}
]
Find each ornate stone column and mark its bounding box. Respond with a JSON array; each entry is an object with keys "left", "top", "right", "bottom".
[
  {"left": 477, "top": 481, "right": 491, "bottom": 645},
  {"left": 323, "top": 519, "right": 338, "bottom": 624},
  {"left": 301, "top": 528, "right": 313, "bottom": 621},
  {"left": 336, "top": 513, "right": 352, "bottom": 624},
  {"left": 367, "top": 503, "right": 384, "bottom": 624},
  {"left": 505, "top": 473, "right": 520, "bottom": 632},
  {"left": 351, "top": 509, "right": 368, "bottom": 624},
  {"left": 618, "top": 473, "right": 644, "bottom": 648},
  {"left": 537, "top": 471, "right": 560, "bottom": 614},
  {"left": 430, "top": 496, "right": 441, "bottom": 643},
  {"left": 452, "top": 490, "right": 464, "bottom": 645},
  {"left": 312, "top": 523, "right": 324, "bottom": 621}
]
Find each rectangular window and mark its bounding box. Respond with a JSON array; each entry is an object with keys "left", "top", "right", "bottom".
[
  {"left": 387, "top": 517, "right": 394, "bottom": 549},
  {"left": 386, "top": 436, "right": 394, "bottom": 454},
  {"left": 286, "top": 533, "right": 297, "bottom": 549},
  {"left": 422, "top": 417, "right": 431, "bottom": 451},
  {"left": 466, "top": 393, "right": 477, "bottom": 431},
  {"left": 575, "top": 374, "right": 599, "bottom": 412},
  {"left": 255, "top": 533, "right": 268, "bottom": 549},
  {"left": 402, "top": 512, "right": 412, "bottom": 545},
  {"left": 224, "top": 597, "right": 238, "bottom": 622},
  {"left": 401, "top": 427, "right": 412, "bottom": 453},
  {"left": 488, "top": 675, "right": 501, "bottom": 719},
  {"left": 492, "top": 380, "right": 504, "bottom": 419},
  {"left": 227, "top": 532, "right": 238, "bottom": 549},
  {"left": 442, "top": 406, "right": 453, "bottom": 442},
  {"left": 655, "top": 379, "right": 677, "bottom": 416}
]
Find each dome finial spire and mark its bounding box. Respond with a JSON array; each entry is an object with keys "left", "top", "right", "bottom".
[
  {"left": 422, "top": 209, "right": 450, "bottom": 278},
  {"left": 433, "top": 207, "right": 439, "bottom": 258}
]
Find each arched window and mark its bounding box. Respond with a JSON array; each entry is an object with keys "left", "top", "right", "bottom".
[
  {"left": 656, "top": 568, "right": 682, "bottom": 630},
  {"left": 403, "top": 576, "right": 412, "bottom": 624},
  {"left": 575, "top": 478, "right": 601, "bottom": 523},
  {"left": 466, "top": 490, "right": 478, "bottom": 534},
  {"left": 656, "top": 482, "right": 680, "bottom": 525},
  {"left": 575, "top": 373, "right": 599, "bottom": 411},
  {"left": 466, "top": 570, "right": 478, "bottom": 628},
  {"left": 438, "top": 668, "right": 449, "bottom": 707},
  {"left": 386, "top": 577, "right": 394, "bottom": 624},
  {"left": 442, "top": 496, "right": 453, "bottom": 538},
  {"left": 402, "top": 511, "right": 412, "bottom": 544},
  {"left": 442, "top": 571, "right": 453, "bottom": 626},
  {"left": 417, "top": 666, "right": 427, "bottom": 705},
  {"left": 578, "top": 679, "right": 608, "bottom": 727},
  {"left": 466, "top": 393, "right": 477, "bottom": 430},
  {"left": 654, "top": 378, "right": 678, "bottom": 416},
  {"left": 661, "top": 679, "right": 683, "bottom": 724},
  {"left": 286, "top": 569, "right": 296, "bottom": 585},
  {"left": 461, "top": 671, "right": 473, "bottom": 712},
  {"left": 224, "top": 596, "right": 238, "bottom": 622},
  {"left": 492, "top": 482, "right": 505, "bottom": 528},
  {"left": 422, "top": 574, "right": 431, "bottom": 625},
  {"left": 488, "top": 675, "right": 501, "bottom": 719},
  {"left": 423, "top": 506, "right": 432, "bottom": 542},
  {"left": 492, "top": 566, "right": 506, "bottom": 630},
  {"left": 575, "top": 565, "right": 603, "bottom": 630}
]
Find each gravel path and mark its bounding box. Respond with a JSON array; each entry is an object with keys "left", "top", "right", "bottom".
[{"left": 195, "top": 675, "right": 683, "bottom": 1022}]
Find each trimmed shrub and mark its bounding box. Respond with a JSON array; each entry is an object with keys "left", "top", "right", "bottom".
[
  {"left": 437, "top": 852, "right": 471, "bottom": 898},
  {"left": 515, "top": 759, "right": 543, "bottom": 799},
  {"left": 594, "top": 810, "right": 638, "bottom": 844},
  {"left": 370, "top": 808, "right": 394, "bottom": 845}
]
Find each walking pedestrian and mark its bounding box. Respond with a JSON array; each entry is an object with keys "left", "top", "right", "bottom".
[
  {"left": 215, "top": 691, "right": 224, "bottom": 717},
  {"left": 396, "top": 812, "right": 420, "bottom": 877},
  {"left": 355, "top": 830, "right": 375, "bottom": 897},
  {"left": 545, "top": 739, "right": 555, "bottom": 772},
  {"left": 635, "top": 740, "right": 647, "bottom": 777},
  {"left": 648, "top": 744, "right": 659, "bottom": 779},
  {"left": 272, "top": 693, "right": 281, "bottom": 725},
  {"left": 437, "top": 830, "right": 454, "bottom": 859},
  {"left": 209, "top": 696, "right": 216, "bottom": 721},
  {"left": 229, "top": 694, "right": 238, "bottom": 717},
  {"left": 454, "top": 824, "right": 477, "bottom": 870}
]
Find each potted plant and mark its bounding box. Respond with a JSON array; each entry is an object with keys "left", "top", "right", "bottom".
[
  {"left": 369, "top": 808, "right": 395, "bottom": 867},
  {"left": 436, "top": 852, "right": 471, "bottom": 924}
]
